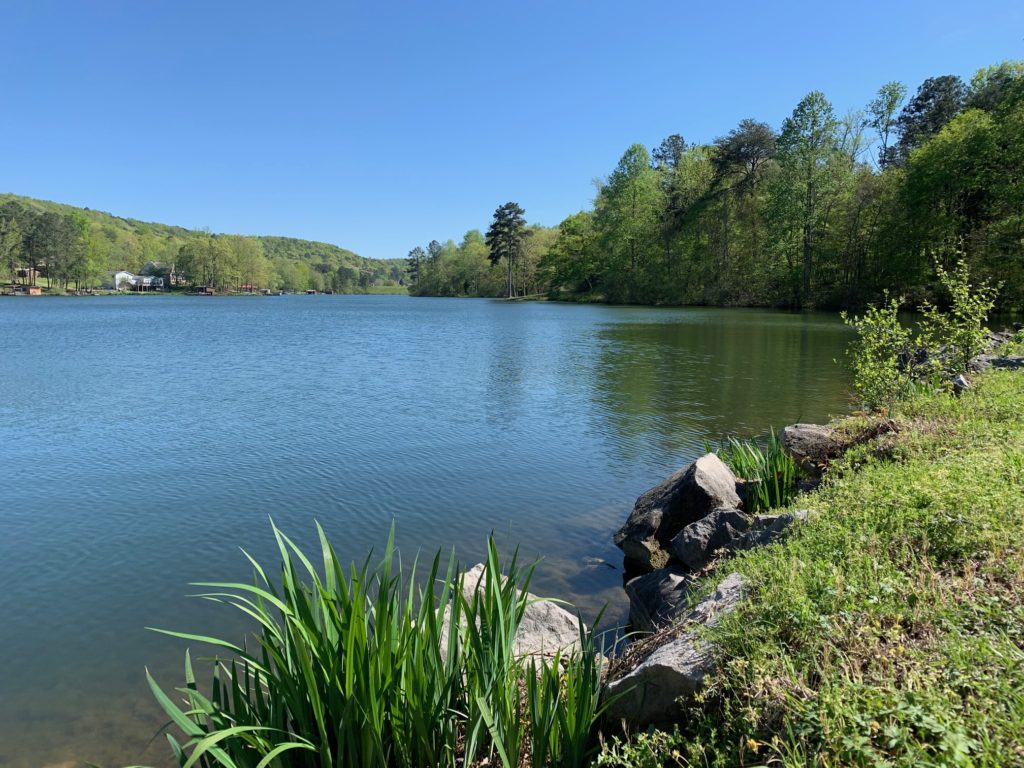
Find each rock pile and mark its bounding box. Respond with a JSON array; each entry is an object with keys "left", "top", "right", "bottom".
[
  {"left": 613, "top": 449, "right": 809, "bottom": 632},
  {"left": 606, "top": 432, "right": 819, "bottom": 727}
]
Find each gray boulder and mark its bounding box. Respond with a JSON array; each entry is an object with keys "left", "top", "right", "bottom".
[
  {"left": 780, "top": 423, "right": 842, "bottom": 475},
  {"left": 952, "top": 373, "right": 972, "bottom": 395},
  {"left": 624, "top": 567, "right": 696, "bottom": 633},
  {"left": 614, "top": 454, "right": 740, "bottom": 573},
  {"left": 731, "top": 510, "right": 808, "bottom": 552},
  {"left": 605, "top": 572, "right": 747, "bottom": 728},
  {"left": 440, "top": 563, "right": 585, "bottom": 659},
  {"left": 668, "top": 508, "right": 752, "bottom": 571},
  {"left": 993, "top": 356, "right": 1024, "bottom": 370}
]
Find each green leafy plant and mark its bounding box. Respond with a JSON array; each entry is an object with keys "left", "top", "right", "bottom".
[
  {"left": 709, "top": 430, "right": 802, "bottom": 512},
  {"left": 841, "top": 293, "right": 915, "bottom": 413},
  {"left": 137, "top": 523, "right": 608, "bottom": 768},
  {"left": 918, "top": 257, "right": 1000, "bottom": 375},
  {"left": 595, "top": 726, "right": 685, "bottom": 768}
]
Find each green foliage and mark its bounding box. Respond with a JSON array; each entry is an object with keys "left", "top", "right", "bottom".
[
  {"left": 918, "top": 257, "right": 1000, "bottom": 375},
  {"left": 411, "top": 59, "right": 1024, "bottom": 313},
  {"left": 841, "top": 294, "right": 915, "bottom": 412},
  {"left": 662, "top": 369, "right": 1024, "bottom": 766},
  {"left": 486, "top": 202, "right": 531, "bottom": 299},
  {"left": 140, "top": 524, "right": 607, "bottom": 768},
  {"left": 712, "top": 431, "right": 801, "bottom": 512},
  {"left": 595, "top": 726, "right": 685, "bottom": 768},
  {"left": 0, "top": 193, "right": 404, "bottom": 293}
]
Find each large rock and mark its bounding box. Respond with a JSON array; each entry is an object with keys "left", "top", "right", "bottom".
[
  {"left": 668, "top": 508, "right": 752, "bottom": 571},
  {"left": 614, "top": 454, "right": 740, "bottom": 573},
  {"left": 624, "top": 567, "right": 696, "bottom": 633},
  {"left": 440, "top": 564, "right": 585, "bottom": 659},
  {"left": 605, "top": 572, "right": 747, "bottom": 728},
  {"left": 780, "top": 423, "right": 842, "bottom": 475},
  {"left": 730, "top": 510, "right": 808, "bottom": 552}
]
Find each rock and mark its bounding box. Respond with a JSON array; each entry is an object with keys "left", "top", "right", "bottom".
[
  {"left": 952, "top": 373, "right": 972, "bottom": 395},
  {"left": 780, "top": 423, "right": 842, "bottom": 475},
  {"left": 440, "top": 563, "right": 585, "bottom": 659},
  {"left": 605, "top": 573, "right": 747, "bottom": 728},
  {"left": 614, "top": 454, "right": 740, "bottom": 573},
  {"left": 624, "top": 567, "right": 696, "bottom": 632},
  {"left": 970, "top": 354, "right": 994, "bottom": 372},
  {"left": 668, "top": 508, "right": 751, "bottom": 571},
  {"left": 731, "top": 510, "right": 808, "bottom": 551},
  {"left": 992, "top": 356, "right": 1024, "bottom": 370}
]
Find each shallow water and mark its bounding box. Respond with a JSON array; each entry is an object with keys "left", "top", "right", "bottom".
[{"left": 0, "top": 295, "right": 852, "bottom": 767}]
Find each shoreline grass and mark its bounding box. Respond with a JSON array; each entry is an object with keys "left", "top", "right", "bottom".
[{"left": 665, "top": 363, "right": 1024, "bottom": 766}]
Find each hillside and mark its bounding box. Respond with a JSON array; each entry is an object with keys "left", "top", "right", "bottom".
[{"left": 0, "top": 193, "right": 406, "bottom": 292}]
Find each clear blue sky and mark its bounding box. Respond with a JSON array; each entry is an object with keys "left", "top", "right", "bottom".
[{"left": 3, "top": 1, "right": 1021, "bottom": 259}]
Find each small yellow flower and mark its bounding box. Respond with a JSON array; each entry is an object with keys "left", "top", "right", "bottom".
[{"left": 747, "top": 738, "right": 760, "bottom": 752}]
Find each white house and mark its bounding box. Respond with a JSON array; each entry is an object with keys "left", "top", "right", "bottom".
[{"left": 114, "top": 271, "right": 165, "bottom": 291}]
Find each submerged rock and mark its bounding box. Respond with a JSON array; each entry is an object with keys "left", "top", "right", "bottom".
[
  {"left": 605, "top": 572, "right": 747, "bottom": 728},
  {"left": 624, "top": 567, "right": 696, "bottom": 632},
  {"left": 614, "top": 453, "right": 740, "bottom": 574}
]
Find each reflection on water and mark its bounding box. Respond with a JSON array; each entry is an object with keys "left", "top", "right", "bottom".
[{"left": 0, "top": 296, "right": 851, "bottom": 767}]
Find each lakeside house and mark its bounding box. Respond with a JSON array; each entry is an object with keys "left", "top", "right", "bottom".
[{"left": 114, "top": 271, "right": 165, "bottom": 291}]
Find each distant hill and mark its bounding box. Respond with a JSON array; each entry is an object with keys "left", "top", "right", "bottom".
[{"left": 0, "top": 192, "right": 406, "bottom": 290}]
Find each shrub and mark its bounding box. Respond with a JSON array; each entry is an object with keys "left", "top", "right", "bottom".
[
  {"left": 918, "top": 258, "right": 1000, "bottom": 375},
  {"left": 139, "top": 523, "right": 608, "bottom": 768},
  {"left": 841, "top": 293, "right": 915, "bottom": 413}
]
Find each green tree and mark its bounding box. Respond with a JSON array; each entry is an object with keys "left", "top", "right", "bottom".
[
  {"left": 774, "top": 91, "right": 843, "bottom": 306},
  {"left": 0, "top": 209, "right": 25, "bottom": 284},
  {"left": 405, "top": 246, "right": 425, "bottom": 287},
  {"left": 486, "top": 202, "right": 529, "bottom": 298},
  {"left": 594, "top": 144, "right": 663, "bottom": 301},
  {"left": 867, "top": 81, "right": 907, "bottom": 167},
  {"left": 894, "top": 75, "right": 966, "bottom": 163}
]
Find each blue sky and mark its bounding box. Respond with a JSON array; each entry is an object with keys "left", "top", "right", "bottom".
[{"left": 3, "top": 1, "right": 1022, "bottom": 259}]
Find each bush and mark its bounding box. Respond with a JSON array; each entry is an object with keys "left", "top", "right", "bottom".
[
  {"left": 139, "top": 524, "right": 608, "bottom": 768},
  {"left": 841, "top": 293, "right": 915, "bottom": 414},
  {"left": 919, "top": 258, "right": 1000, "bottom": 375}
]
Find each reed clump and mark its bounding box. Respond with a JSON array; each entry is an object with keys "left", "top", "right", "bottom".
[{"left": 141, "top": 524, "right": 609, "bottom": 768}]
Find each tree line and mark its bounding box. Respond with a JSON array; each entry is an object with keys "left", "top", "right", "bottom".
[
  {"left": 406, "top": 60, "right": 1024, "bottom": 311},
  {"left": 0, "top": 195, "right": 405, "bottom": 294}
]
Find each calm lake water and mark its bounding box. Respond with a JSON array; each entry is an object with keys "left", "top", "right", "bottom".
[{"left": 0, "top": 295, "right": 852, "bottom": 767}]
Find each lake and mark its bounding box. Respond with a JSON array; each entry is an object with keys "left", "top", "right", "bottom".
[{"left": 0, "top": 295, "right": 852, "bottom": 767}]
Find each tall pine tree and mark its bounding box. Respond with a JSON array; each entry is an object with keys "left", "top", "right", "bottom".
[{"left": 486, "top": 202, "right": 528, "bottom": 298}]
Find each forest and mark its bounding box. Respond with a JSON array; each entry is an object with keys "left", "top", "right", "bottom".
[
  {"left": 0, "top": 194, "right": 405, "bottom": 293},
  {"left": 409, "top": 60, "right": 1024, "bottom": 311}
]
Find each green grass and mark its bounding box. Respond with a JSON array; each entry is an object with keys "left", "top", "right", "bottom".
[
  {"left": 672, "top": 368, "right": 1024, "bottom": 767},
  {"left": 136, "top": 524, "right": 608, "bottom": 768},
  {"left": 361, "top": 284, "right": 409, "bottom": 295}
]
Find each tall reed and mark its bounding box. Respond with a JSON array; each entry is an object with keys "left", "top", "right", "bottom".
[
  {"left": 709, "top": 429, "right": 801, "bottom": 512},
  {"left": 139, "top": 522, "right": 608, "bottom": 768}
]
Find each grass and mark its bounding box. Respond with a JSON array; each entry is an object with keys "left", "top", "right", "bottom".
[
  {"left": 361, "top": 284, "right": 409, "bottom": 295},
  {"left": 136, "top": 524, "right": 609, "bottom": 768},
  {"left": 670, "top": 366, "right": 1024, "bottom": 766}
]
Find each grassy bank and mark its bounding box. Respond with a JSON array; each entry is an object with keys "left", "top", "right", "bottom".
[{"left": 660, "top": 361, "right": 1024, "bottom": 766}]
